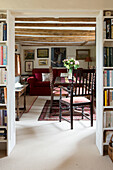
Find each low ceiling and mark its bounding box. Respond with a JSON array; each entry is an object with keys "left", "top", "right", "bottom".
[{"left": 15, "top": 17, "right": 96, "bottom": 46}]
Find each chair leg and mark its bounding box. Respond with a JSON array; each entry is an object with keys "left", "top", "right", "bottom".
[
  {"left": 50, "top": 94, "right": 54, "bottom": 113},
  {"left": 70, "top": 105, "right": 73, "bottom": 130},
  {"left": 82, "top": 106, "right": 84, "bottom": 119},
  {"left": 59, "top": 100, "right": 62, "bottom": 122},
  {"left": 90, "top": 104, "right": 93, "bottom": 127}
]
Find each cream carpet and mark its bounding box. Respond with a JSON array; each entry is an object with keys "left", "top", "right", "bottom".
[{"left": 0, "top": 96, "right": 113, "bottom": 170}]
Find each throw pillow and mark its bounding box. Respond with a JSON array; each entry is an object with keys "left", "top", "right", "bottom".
[
  {"left": 35, "top": 73, "right": 42, "bottom": 81},
  {"left": 42, "top": 73, "right": 50, "bottom": 81}
]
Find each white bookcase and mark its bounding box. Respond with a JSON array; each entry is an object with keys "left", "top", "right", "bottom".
[
  {"left": 0, "top": 10, "right": 15, "bottom": 156},
  {"left": 102, "top": 10, "right": 113, "bottom": 155}
]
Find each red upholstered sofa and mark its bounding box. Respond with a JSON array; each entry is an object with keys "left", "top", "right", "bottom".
[{"left": 27, "top": 68, "right": 67, "bottom": 96}]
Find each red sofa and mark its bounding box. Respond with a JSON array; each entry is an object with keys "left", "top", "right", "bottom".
[{"left": 27, "top": 68, "right": 67, "bottom": 96}]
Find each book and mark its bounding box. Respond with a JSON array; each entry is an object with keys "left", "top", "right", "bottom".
[
  {"left": 105, "top": 90, "right": 107, "bottom": 106},
  {"left": 103, "top": 20, "right": 106, "bottom": 39},
  {"left": 3, "top": 23, "right": 7, "bottom": 41},
  {"left": 106, "top": 19, "right": 111, "bottom": 39},
  {"left": 106, "top": 111, "right": 111, "bottom": 127},
  {"left": 4, "top": 87, "right": 7, "bottom": 104},
  {"left": 111, "top": 19, "right": 113, "bottom": 39},
  {"left": 0, "top": 46, "right": 3, "bottom": 65},
  {"left": 3, "top": 110, "right": 7, "bottom": 126},
  {"left": 0, "top": 22, "right": 3, "bottom": 41},
  {"left": 3, "top": 45, "right": 7, "bottom": 65}
]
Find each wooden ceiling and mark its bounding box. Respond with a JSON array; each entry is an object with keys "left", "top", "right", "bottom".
[{"left": 15, "top": 17, "right": 96, "bottom": 46}]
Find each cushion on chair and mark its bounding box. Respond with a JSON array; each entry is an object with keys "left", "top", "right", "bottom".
[
  {"left": 53, "top": 87, "right": 68, "bottom": 95},
  {"left": 35, "top": 73, "right": 42, "bottom": 81},
  {"left": 62, "top": 96, "right": 90, "bottom": 103}
]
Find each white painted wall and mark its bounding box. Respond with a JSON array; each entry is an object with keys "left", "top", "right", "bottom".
[{"left": 21, "top": 45, "right": 96, "bottom": 74}]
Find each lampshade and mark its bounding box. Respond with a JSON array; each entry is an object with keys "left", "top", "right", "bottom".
[{"left": 85, "top": 57, "right": 92, "bottom": 62}]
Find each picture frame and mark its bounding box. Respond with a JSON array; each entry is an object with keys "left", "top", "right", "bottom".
[
  {"left": 24, "top": 49, "right": 35, "bottom": 60},
  {"left": 37, "top": 48, "right": 49, "bottom": 58},
  {"left": 25, "top": 61, "right": 34, "bottom": 72},
  {"left": 38, "top": 59, "right": 48, "bottom": 65},
  {"left": 76, "top": 49, "right": 90, "bottom": 60},
  {"left": 51, "top": 48, "right": 66, "bottom": 67}
]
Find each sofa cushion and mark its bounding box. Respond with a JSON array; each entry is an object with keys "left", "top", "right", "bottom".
[
  {"left": 42, "top": 73, "right": 50, "bottom": 81},
  {"left": 34, "top": 81, "right": 50, "bottom": 87},
  {"left": 35, "top": 73, "right": 42, "bottom": 81}
]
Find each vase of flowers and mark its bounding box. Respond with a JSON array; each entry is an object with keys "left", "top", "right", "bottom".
[{"left": 63, "top": 58, "right": 79, "bottom": 79}]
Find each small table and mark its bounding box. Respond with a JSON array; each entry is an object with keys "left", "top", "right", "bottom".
[{"left": 15, "top": 85, "right": 28, "bottom": 121}]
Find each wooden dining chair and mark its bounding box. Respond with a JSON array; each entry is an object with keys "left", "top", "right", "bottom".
[
  {"left": 59, "top": 68, "right": 96, "bottom": 129},
  {"left": 49, "top": 66, "right": 68, "bottom": 113}
]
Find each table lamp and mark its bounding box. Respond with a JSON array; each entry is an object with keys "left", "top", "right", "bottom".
[{"left": 85, "top": 56, "right": 92, "bottom": 69}]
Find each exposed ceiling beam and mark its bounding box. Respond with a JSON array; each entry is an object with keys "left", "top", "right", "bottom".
[
  {"left": 15, "top": 17, "right": 96, "bottom": 22},
  {"left": 15, "top": 29, "right": 95, "bottom": 36},
  {"left": 15, "top": 36, "right": 95, "bottom": 42},
  {"left": 15, "top": 23, "right": 96, "bottom": 27}
]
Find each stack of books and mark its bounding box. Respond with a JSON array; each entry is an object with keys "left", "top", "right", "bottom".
[
  {"left": 0, "top": 22, "right": 7, "bottom": 41},
  {"left": 0, "top": 128, "right": 7, "bottom": 140},
  {"left": 104, "top": 111, "right": 113, "bottom": 128},
  {"left": 104, "top": 19, "right": 113, "bottom": 39},
  {"left": 0, "top": 45, "right": 7, "bottom": 65},
  {"left": 104, "top": 89, "right": 113, "bottom": 106},
  {"left": 0, "top": 68, "right": 7, "bottom": 84},
  {"left": 104, "top": 70, "right": 113, "bottom": 86},
  {"left": 0, "top": 87, "right": 7, "bottom": 104},
  {"left": 0, "top": 110, "right": 7, "bottom": 126}
]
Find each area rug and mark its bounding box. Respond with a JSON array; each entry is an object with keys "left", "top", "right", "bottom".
[{"left": 38, "top": 100, "right": 96, "bottom": 121}]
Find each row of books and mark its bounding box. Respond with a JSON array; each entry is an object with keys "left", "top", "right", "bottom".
[
  {"left": 104, "top": 131, "right": 113, "bottom": 143},
  {"left": 103, "top": 47, "right": 113, "bottom": 67},
  {"left": 0, "top": 45, "right": 7, "bottom": 65},
  {"left": 0, "top": 68, "right": 7, "bottom": 84},
  {"left": 0, "top": 87, "right": 7, "bottom": 104},
  {"left": 0, "top": 110, "right": 7, "bottom": 126},
  {"left": 0, "top": 128, "right": 7, "bottom": 140},
  {"left": 104, "top": 111, "right": 113, "bottom": 128},
  {"left": 103, "top": 70, "right": 113, "bottom": 86},
  {"left": 104, "top": 89, "right": 113, "bottom": 106},
  {"left": 0, "top": 22, "right": 7, "bottom": 41},
  {"left": 103, "top": 18, "right": 113, "bottom": 39}
]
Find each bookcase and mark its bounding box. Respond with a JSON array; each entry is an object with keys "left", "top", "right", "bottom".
[
  {"left": 0, "top": 10, "right": 15, "bottom": 156},
  {"left": 103, "top": 10, "right": 113, "bottom": 155}
]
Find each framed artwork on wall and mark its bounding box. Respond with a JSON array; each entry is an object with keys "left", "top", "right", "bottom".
[
  {"left": 51, "top": 48, "right": 66, "bottom": 67},
  {"left": 76, "top": 49, "right": 90, "bottom": 60},
  {"left": 38, "top": 59, "right": 48, "bottom": 65},
  {"left": 25, "top": 61, "right": 34, "bottom": 72},
  {"left": 24, "top": 49, "right": 35, "bottom": 60},
  {"left": 37, "top": 48, "right": 49, "bottom": 58}
]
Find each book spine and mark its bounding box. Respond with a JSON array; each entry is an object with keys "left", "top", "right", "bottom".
[
  {"left": 107, "top": 70, "right": 110, "bottom": 86},
  {"left": 106, "top": 19, "right": 111, "bottom": 39},
  {"left": 104, "top": 111, "right": 106, "bottom": 128},
  {"left": 1, "top": 46, "right": 3, "bottom": 65},
  {"left": 0, "top": 22, "right": 3, "bottom": 41},
  {"left": 104, "top": 47, "right": 107, "bottom": 67},
  {"left": 3, "top": 110, "right": 7, "bottom": 126},
  {"left": 111, "top": 19, "right": 113, "bottom": 39},
  {"left": 3, "top": 45, "right": 7, "bottom": 65},
  {"left": 106, "top": 47, "right": 109, "bottom": 67},
  {"left": 103, "top": 20, "right": 106, "bottom": 39},
  {"left": 4, "top": 87, "right": 7, "bottom": 104},
  {"left": 3, "top": 23, "right": 7, "bottom": 41},
  {"left": 105, "top": 90, "right": 107, "bottom": 106}
]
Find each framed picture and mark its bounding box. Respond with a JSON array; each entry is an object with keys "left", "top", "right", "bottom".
[
  {"left": 25, "top": 61, "right": 34, "bottom": 72},
  {"left": 76, "top": 49, "right": 90, "bottom": 60},
  {"left": 51, "top": 48, "right": 66, "bottom": 67},
  {"left": 38, "top": 59, "right": 48, "bottom": 65},
  {"left": 37, "top": 48, "right": 49, "bottom": 58},
  {"left": 24, "top": 49, "right": 35, "bottom": 60}
]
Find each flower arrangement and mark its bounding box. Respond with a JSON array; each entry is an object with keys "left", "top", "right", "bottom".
[{"left": 63, "top": 58, "right": 79, "bottom": 70}]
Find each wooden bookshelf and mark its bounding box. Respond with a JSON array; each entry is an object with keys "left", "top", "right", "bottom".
[
  {"left": 0, "top": 10, "right": 15, "bottom": 156},
  {"left": 103, "top": 10, "right": 113, "bottom": 155}
]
